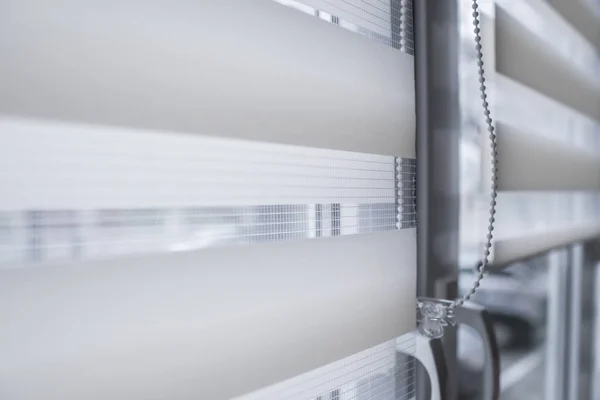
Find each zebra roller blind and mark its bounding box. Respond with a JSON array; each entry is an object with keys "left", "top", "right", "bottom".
[{"left": 0, "top": 0, "right": 418, "bottom": 399}]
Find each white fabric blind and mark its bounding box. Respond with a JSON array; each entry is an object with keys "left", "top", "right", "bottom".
[
  {"left": 0, "top": 0, "right": 417, "bottom": 398},
  {"left": 462, "top": 0, "right": 600, "bottom": 266}
]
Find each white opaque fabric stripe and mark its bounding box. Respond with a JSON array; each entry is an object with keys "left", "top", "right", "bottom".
[
  {"left": 496, "top": 123, "right": 600, "bottom": 191},
  {"left": 0, "top": 230, "right": 417, "bottom": 400},
  {"left": 0, "top": 0, "right": 415, "bottom": 157}
]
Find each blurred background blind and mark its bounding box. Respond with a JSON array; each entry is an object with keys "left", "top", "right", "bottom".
[{"left": 459, "top": 0, "right": 600, "bottom": 268}]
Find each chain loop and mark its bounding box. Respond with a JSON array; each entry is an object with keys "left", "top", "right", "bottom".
[{"left": 450, "top": 0, "right": 498, "bottom": 310}]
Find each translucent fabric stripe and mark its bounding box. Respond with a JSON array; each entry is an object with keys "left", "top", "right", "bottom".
[
  {"left": 275, "top": 0, "right": 414, "bottom": 53},
  {"left": 0, "top": 117, "right": 416, "bottom": 268},
  {"left": 235, "top": 333, "right": 416, "bottom": 400}
]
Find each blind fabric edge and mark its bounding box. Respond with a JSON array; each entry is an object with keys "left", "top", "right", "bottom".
[{"left": 492, "top": 225, "right": 600, "bottom": 267}]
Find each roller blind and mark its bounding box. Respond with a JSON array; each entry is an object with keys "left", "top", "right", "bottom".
[
  {"left": 0, "top": 1, "right": 417, "bottom": 399},
  {"left": 460, "top": 0, "right": 600, "bottom": 267}
]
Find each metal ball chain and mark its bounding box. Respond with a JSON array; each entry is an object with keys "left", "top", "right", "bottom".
[{"left": 451, "top": 0, "right": 498, "bottom": 310}]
